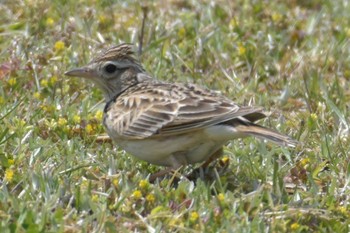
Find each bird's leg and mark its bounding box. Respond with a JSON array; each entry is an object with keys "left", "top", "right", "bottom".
[
  {"left": 149, "top": 153, "right": 187, "bottom": 182},
  {"left": 201, "top": 147, "right": 224, "bottom": 168},
  {"left": 149, "top": 166, "right": 185, "bottom": 183},
  {"left": 186, "top": 147, "right": 226, "bottom": 181},
  {"left": 149, "top": 167, "right": 175, "bottom": 182}
]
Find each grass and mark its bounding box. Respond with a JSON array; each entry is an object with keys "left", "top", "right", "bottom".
[{"left": 1, "top": 0, "right": 350, "bottom": 232}]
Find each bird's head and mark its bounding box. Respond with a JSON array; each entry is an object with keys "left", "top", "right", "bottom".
[{"left": 65, "top": 43, "right": 149, "bottom": 101}]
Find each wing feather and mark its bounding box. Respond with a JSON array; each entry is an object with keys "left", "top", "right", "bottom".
[{"left": 104, "top": 82, "right": 265, "bottom": 139}]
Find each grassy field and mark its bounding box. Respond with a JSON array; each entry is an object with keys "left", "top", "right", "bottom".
[{"left": 1, "top": 0, "right": 350, "bottom": 232}]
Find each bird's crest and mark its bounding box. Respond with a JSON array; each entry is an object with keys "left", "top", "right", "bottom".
[{"left": 91, "top": 43, "right": 138, "bottom": 63}]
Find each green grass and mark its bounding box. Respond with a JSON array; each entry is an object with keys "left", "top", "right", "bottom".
[{"left": 1, "top": 0, "right": 350, "bottom": 232}]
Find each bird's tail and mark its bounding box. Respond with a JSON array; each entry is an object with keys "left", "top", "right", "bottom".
[{"left": 235, "top": 123, "right": 298, "bottom": 147}]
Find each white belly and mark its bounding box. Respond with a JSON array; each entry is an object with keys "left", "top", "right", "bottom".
[{"left": 108, "top": 125, "right": 245, "bottom": 168}]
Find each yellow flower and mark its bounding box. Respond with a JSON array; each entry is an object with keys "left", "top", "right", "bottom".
[
  {"left": 189, "top": 211, "right": 199, "bottom": 223},
  {"left": 169, "top": 217, "right": 182, "bottom": 227},
  {"left": 300, "top": 158, "right": 310, "bottom": 167},
  {"left": 98, "top": 15, "right": 107, "bottom": 24},
  {"left": 112, "top": 178, "right": 119, "bottom": 187},
  {"left": 139, "top": 179, "right": 149, "bottom": 190},
  {"left": 345, "top": 27, "right": 350, "bottom": 38},
  {"left": 58, "top": 177, "right": 64, "bottom": 185},
  {"left": 290, "top": 222, "right": 300, "bottom": 230},
  {"left": 271, "top": 12, "right": 283, "bottom": 22},
  {"left": 8, "top": 159, "right": 14, "bottom": 165},
  {"left": 229, "top": 19, "right": 238, "bottom": 28},
  {"left": 41, "top": 79, "right": 48, "bottom": 88},
  {"left": 13, "top": 117, "right": 25, "bottom": 127},
  {"left": 132, "top": 190, "right": 142, "bottom": 200},
  {"left": 58, "top": 117, "right": 67, "bottom": 127},
  {"left": 310, "top": 113, "right": 317, "bottom": 121},
  {"left": 50, "top": 76, "right": 58, "bottom": 86},
  {"left": 146, "top": 193, "right": 155, "bottom": 203},
  {"left": 46, "top": 17, "right": 55, "bottom": 26},
  {"left": 237, "top": 44, "right": 246, "bottom": 56},
  {"left": 8, "top": 78, "right": 17, "bottom": 86},
  {"left": 217, "top": 193, "right": 225, "bottom": 202},
  {"left": 85, "top": 124, "right": 94, "bottom": 134},
  {"left": 220, "top": 156, "right": 229, "bottom": 164},
  {"left": 72, "top": 115, "right": 81, "bottom": 124},
  {"left": 91, "top": 194, "right": 99, "bottom": 202},
  {"left": 33, "top": 92, "right": 41, "bottom": 99},
  {"left": 5, "top": 169, "right": 14, "bottom": 182},
  {"left": 178, "top": 27, "right": 186, "bottom": 38},
  {"left": 337, "top": 206, "right": 347, "bottom": 215},
  {"left": 54, "top": 41, "right": 65, "bottom": 52},
  {"left": 41, "top": 104, "right": 54, "bottom": 113},
  {"left": 95, "top": 110, "right": 103, "bottom": 121}
]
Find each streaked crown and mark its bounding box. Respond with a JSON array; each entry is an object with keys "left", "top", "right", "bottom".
[{"left": 91, "top": 43, "right": 140, "bottom": 64}]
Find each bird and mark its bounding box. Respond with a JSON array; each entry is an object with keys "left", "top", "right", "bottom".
[{"left": 65, "top": 43, "right": 297, "bottom": 171}]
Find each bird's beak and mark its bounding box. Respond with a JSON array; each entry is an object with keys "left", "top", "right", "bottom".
[{"left": 64, "top": 66, "right": 97, "bottom": 79}]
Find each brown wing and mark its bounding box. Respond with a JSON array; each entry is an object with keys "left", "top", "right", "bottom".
[{"left": 104, "top": 81, "right": 265, "bottom": 139}]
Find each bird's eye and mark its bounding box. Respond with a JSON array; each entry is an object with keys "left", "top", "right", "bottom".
[{"left": 104, "top": 64, "right": 117, "bottom": 74}]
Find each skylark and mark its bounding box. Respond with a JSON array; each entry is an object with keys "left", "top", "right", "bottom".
[{"left": 65, "top": 43, "right": 297, "bottom": 170}]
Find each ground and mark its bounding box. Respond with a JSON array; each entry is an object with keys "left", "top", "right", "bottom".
[{"left": 1, "top": 0, "right": 350, "bottom": 232}]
